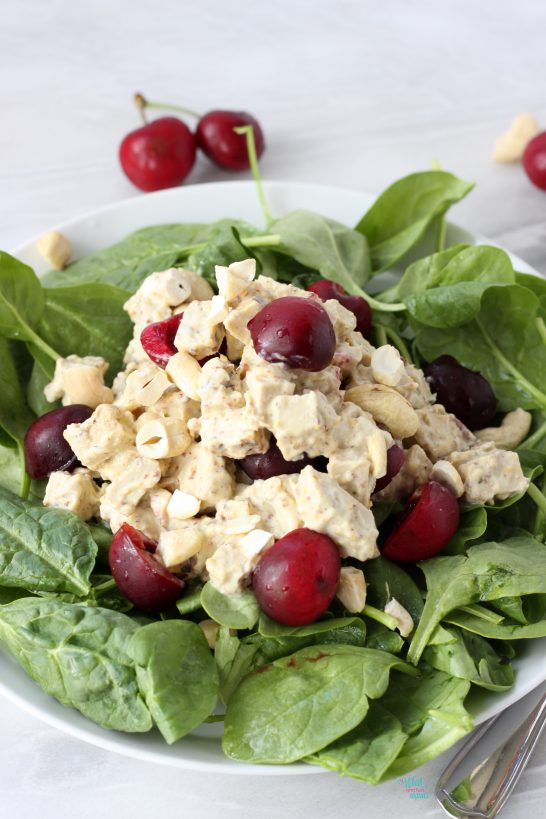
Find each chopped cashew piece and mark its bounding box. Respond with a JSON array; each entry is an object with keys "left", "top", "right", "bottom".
[
  {"left": 336, "top": 567, "right": 366, "bottom": 613},
  {"left": 36, "top": 230, "right": 72, "bottom": 269},
  {"left": 166, "top": 352, "right": 202, "bottom": 401},
  {"left": 167, "top": 489, "right": 201, "bottom": 521},
  {"left": 493, "top": 114, "right": 540, "bottom": 163},
  {"left": 345, "top": 384, "right": 419, "bottom": 440},
  {"left": 215, "top": 259, "right": 256, "bottom": 302},
  {"left": 371, "top": 345, "right": 404, "bottom": 387},
  {"left": 475, "top": 408, "right": 532, "bottom": 450},
  {"left": 199, "top": 619, "right": 220, "bottom": 649},
  {"left": 158, "top": 528, "right": 204, "bottom": 569},
  {"left": 136, "top": 417, "right": 192, "bottom": 458},
  {"left": 430, "top": 460, "right": 464, "bottom": 498},
  {"left": 116, "top": 363, "right": 171, "bottom": 409},
  {"left": 384, "top": 598, "right": 414, "bottom": 638},
  {"left": 44, "top": 355, "right": 113, "bottom": 408}
]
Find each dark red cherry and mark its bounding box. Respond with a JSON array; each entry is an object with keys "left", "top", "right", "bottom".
[
  {"left": 238, "top": 439, "right": 327, "bottom": 480},
  {"left": 109, "top": 524, "right": 185, "bottom": 613},
  {"left": 249, "top": 297, "right": 336, "bottom": 371},
  {"left": 252, "top": 528, "right": 340, "bottom": 626},
  {"left": 140, "top": 313, "right": 184, "bottom": 369},
  {"left": 24, "top": 404, "right": 93, "bottom": 480},
  {"left": 424, "top": 355, "right": 496, "bottom": 430},
  {"left": 523, "top": 131, "right": 546, "bottom": 191},
  {"left": 196, "top": 110, "right": 265, "bottom": 171},
  {"left": 374, "top": 444, "right": 405, "bottom": 493},
  {"left": 307, "top": 279, "right": 372, "bottom": 338},
  {"left": 119, "top": 117, "right": 196, "bottom": 192},
  {"left": 382, "top": 481, "right": 459, "bottom": 563}
]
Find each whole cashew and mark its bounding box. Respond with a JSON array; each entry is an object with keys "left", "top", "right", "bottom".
[
  {"left": 475, "top": 408, "right": 532, "bottom": 450},
  {"left": 345, "top": 383, "right": 419, "bottom": 439}
]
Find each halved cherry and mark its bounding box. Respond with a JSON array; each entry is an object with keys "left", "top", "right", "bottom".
[
  {"left": 24, "top": 404, "right": 93, "bottom": 479},
  {"left": 382, "top": 481, "right": 459, "bottom": 562},
  {"left": 140, "top": 313, "right": 184, "bottom": 369},
  {"left": 252, "top": 527, "right": 340, "bottom": 626},
  {"left": 238, "top": 438, "right": 327, "bottom": 480},
  {"left": 374, "top": 444, "right": 405, "bottom": 493},
  {"left": 109, "top": 523, "right": 185, "bottom": 613}
]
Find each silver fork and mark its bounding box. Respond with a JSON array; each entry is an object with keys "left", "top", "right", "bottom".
[{"left": 436, "top": 692, "right": 546, "bottom": 818}]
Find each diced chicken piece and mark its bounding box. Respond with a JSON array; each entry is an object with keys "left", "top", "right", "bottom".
[
  {"left": 105, "top": 505, "right": 161, "bottom": 541},
  {"left": 180, "top": 269, "right": 215, "bottom": 302},
  {"left": 431, "top": 460, "right": 464, "bottom": 498},
  {"left": 322, "top": 298, "right": 356, "bottom": 341},
  {"left": 239, "top": 475, "right": 303, "bottom": 539},
  {"left": 245, "top": 275, "right": 311, "bottom": 304},
  {"left": 64, "top": 404, "right": 136, "bottom": 471},
  {"left": 371, "top": 345, "right": 404, "bottom": 387},
  {"left": 215, "top": 259, "right": 256, "bottom": 302},
  {"left": 157, "top": 528, "right": 205, "bottom": 569},
  {"left": 115, "top": 362, "right": 172, "bottom": 410},
  {"left": 199, "top": 619, "right": 220, "bottom": 649},
  {"left": 205, "top": 529, "right": 274, "bottom": 595},
  {"left": 448, "top": 443, "right": 529, "bottom": 505},
  {"left": 374, "top": 444, "right": 432, "bottom": 502},
  {"left": 43, "top": 469, "right": 100, "bottom": 520},
  {"left": 270, "top": 391, "right": 339, "bottom": 461},
  {"left": 414, "top": 405, "right": 476, "bottom": 462},
  {"left": 295, "top": 366, "right": 343, "bottom": 410},
  {"left": 44, "top": 355, "right": 113, "bottom": 409},
  {"left": 332, "top": 341, "right": 365, "bottom": 375},
  {"left": 226, "top": 331, "right": 245, "bottom": 362},
  {"left": 151, "top": 391, "right": 200, "bottom": 425},
  {"left": 175, "top": 442, "right": 235, "bottom": 510},
  {"left": 223, "top": 297, "right": 263, "bottom": 345},
  {"left": 395, "top": 362, "right": 436, "bottom": 409},
  {"left": 148, "top": 487, "right": 172, "bottom": 527},
  {"left": 174, "top": 300, "right": 225, "bottom": 359},
  {"left": 215, "top": 497, "right": 262, "bottom": 535},
  {"left": 123, "top": 268, "right": 196, "bottom": 329},
  {"left": 295, "top": 466, "right": 379, "bottom": 561},
  {"left": 196, "top": 357, "right": 268, "bottom": 459},
  {"left": 242, "top": 346, "right": 296, "bottom": 426},
  {"left": 385, "top": 598, "right": 414, "bottom": 638},
  {"left": 37, "top": 230, "right": 72, "bottom": 269},
  {"left": 328, "top": 403, "right": 390, "bottom": 506},
  {"left": 336, "top": 567, "right": 366, "bottom": 613},
  {"left": 101, "top": 450, "right": 161, "bottom": 515}
]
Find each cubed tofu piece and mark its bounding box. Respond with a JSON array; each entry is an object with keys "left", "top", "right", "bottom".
[
  {"left": 270, "top": 391, "right": 339, "bottom": 460},
  {"left": 414, "top": 405, "right": 475, "bottom": 462},
  {"left": 175, "top": 442, "right": 235, "bottom": 510},
  {"left": 239, "top": 475, "right": 303, "bottom": 539},
  {"left": 448, "top": 443, "right": 529, "bottom": 505},
  {"left": 43, "top": 469, "right": 100, "bottom": 520},
  {"left": 63, "top": 404, "right": 136, "bottom": 471},
  {"left": 174, "top": 300, "right": 225, "bottom": 358},
  {"left": 205, "top": 529, "right": 274, "bottom": 595},
  {"left": 44, "top": 355, "right": 113, "bottom": 408},
  {"left": 374, "top": 444, "right": 432, "bottom": 502},
  {"left": 295, "top": 466, "right": 379, "bottom": 561},
  {"left": 336, "top": 567, "right": 366, "bottom": 613}
]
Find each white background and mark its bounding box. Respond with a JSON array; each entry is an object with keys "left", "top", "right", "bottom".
[{"left": 1, "top": 0, "right": 546, "bottom": 816}]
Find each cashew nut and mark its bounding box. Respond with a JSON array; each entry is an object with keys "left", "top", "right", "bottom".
[
  {"left": 36, "top": 230, "right": 72, "bottom": 269},
  {"left": 475, "top": 408, "right": 532, "bottom": 450},
  {"left": 430, "top": 459, "right": 464, "bottom": 497},
  {"left": 371, "top": 345, "right": 404, "bottom": 387},
  {"left": 345, "top": 384, "right": 419, "bottom": 439},
  {"left": 384, "top": 598, "right": 414, "bottom": 638},
  {"left": 336, "top": 566, "right": 366, "bottom": 613},
  {"left": 199, "top": 619, "right": 220, "bottom": 649},
  {"left": 493, "top": 114, "right": 540, "bottom": 163},
  {"left": 136, "top": 417, "right": 192, "bottom": 458},
  {"left": 166, "top": 351, "right": 202, "bottom": 401}
]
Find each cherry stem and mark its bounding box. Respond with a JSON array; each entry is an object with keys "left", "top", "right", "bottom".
[
  {"left": 536, "top": 317, "right": 546, "bottom": 348},
  {"left": 527, "top": 482, "right": 546, "bottom": 519},
  {"left": 383, "top": 325, "right": 413, "bottom": 362},
  {"left": 374, "top": 325, "right": 388, "bottom": 347},
  {"left": 456, "top": 604, "right": 504, "bottom": 624},
  {"left": 524, "top": 418, "right": 546, "bottom": 449},
  {"left": 16, "top": 442, "right": 30, "bottom": 501},
  {"left": 134, "top": 93, "right": 201, "bottom": 121},
  {"left": 233, "top": 125, "right": 274, "bottom": 227},
  {"left": 362, "top": 604, "right": 399, "bottom": 631},
  {"left": 179, "top": 233, "right": 281, "bottom": 257}
]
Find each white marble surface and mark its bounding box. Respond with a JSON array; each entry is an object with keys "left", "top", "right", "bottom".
[{"left": 2, "top": 0, "right": 546, "bottom": 816}]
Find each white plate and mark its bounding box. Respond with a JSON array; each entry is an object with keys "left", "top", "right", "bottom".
[{"left": 2, "top": 180, "right": 545, "bottom": 773}]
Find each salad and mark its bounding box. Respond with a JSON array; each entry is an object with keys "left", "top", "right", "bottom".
[{"left": 1, "top": 165, "right": 546, "bottom": 785}]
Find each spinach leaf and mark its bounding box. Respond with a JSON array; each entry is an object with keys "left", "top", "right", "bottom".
[
  {"left": 0, "top": 252, "right": 45, "bottom": 341},
  {"left": 444, "top": 610, "right": 546, "bottom": 639},
  {"left": 364, "top": 621, "right": 404, "bottom": 654},
  {"left": 413, "top": 285, "right": 546, "bottom": 411},
  {"left": 381, "top": 668, "right": 472, "bottom": 778},
  {"left": 444, "top": 507, "right": 488, "bottom": 555},
  {"left": 0, "top": 339, "right": 35, "bottom": 442},
  {"left": 0, "top": 486, "right": 97, "bottom": 595},
  {"left": 272, "top": 210, "right": 372, "bottom": 292},
  {"left": 26, "top": 359, "right": 57, "bottom": 417},
  {"left": 407, "top": 535, "right": 546, "bottom": 663},
  {"left": 488, "top": 596, "right": 527, "bottom": 624},
  {"left": 200, "top": 582, "right": 259, "bottom": 630},
  {"left": 0, "top": 443, "right": 22, "bottom": 496},
  {"left": 306, "top": 702, "right": 407, "bottom": 784},
  {"left": 186, "top": 221, "right": 262, "bottom": 287},
  {"left": 37, "top": 284, "right": 133, "bottom": 380},
  {"left": 130, "top": 620, "right": 219, "bottom": 743},
  {"left": 41, "top": 224, "right": 214, "bottom": 290},
  {"left": 355, "top": 171, "right": 474, "bottom": 272},
  {"left": 175, "top": 585, "right": 204, "bottom": 615},
  {"left": 214, "top": 626, "right": 262, "bottom": 704},
  {"left": 363, "top": 557, "right": 424, "bottom": 624},
  {"left": 257, "top": 614, "right": 360, "bottom": 638},
  {"left": 423, "top": 626, "right": 514, "bottom": 691},
  {"left": 0, "top": 597, "right": 152, "bottom": 731},
  {"left": 222, "top": 644, "right": 414, "bottom": 763},
  {"left": 0, "top": 586, "right": 32, "bottom": 604}
]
